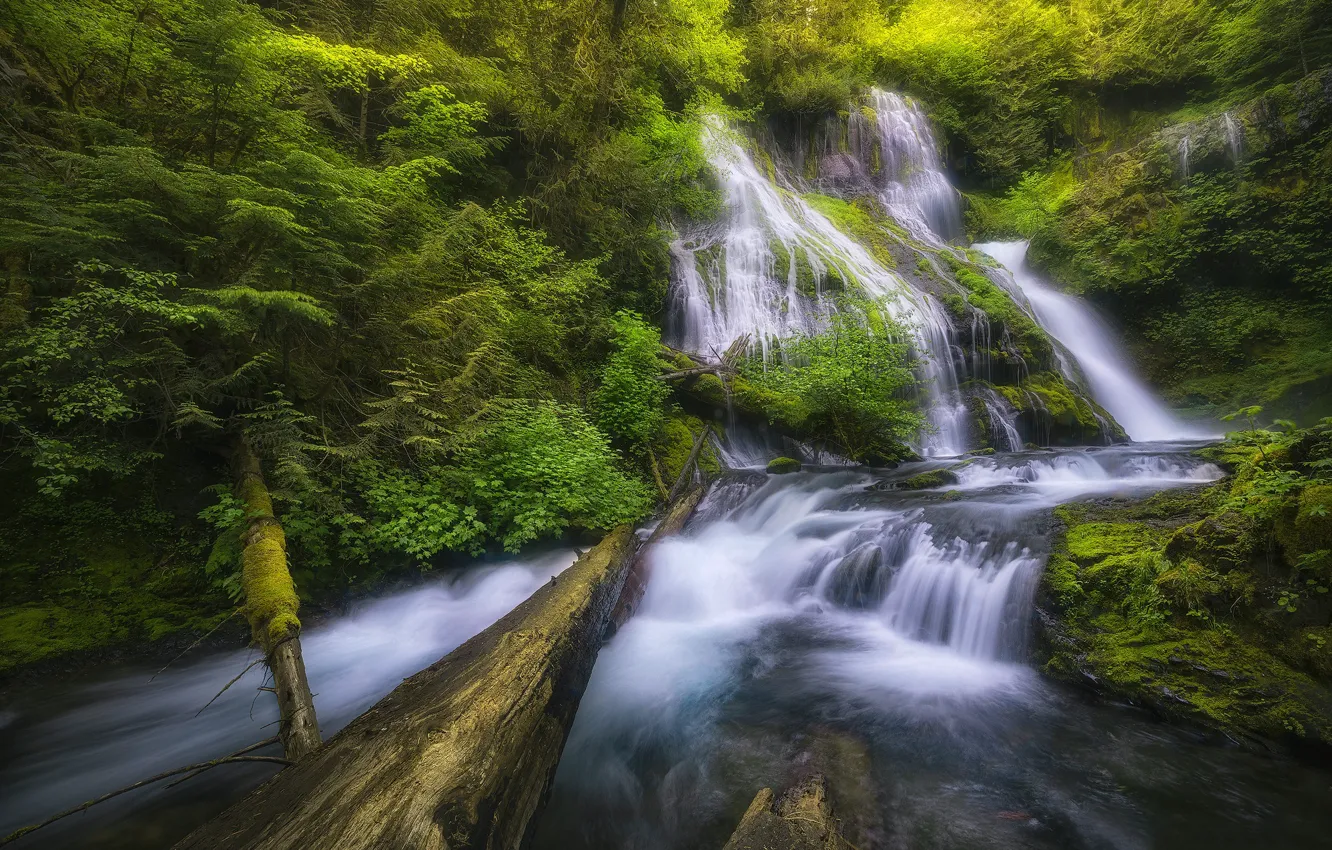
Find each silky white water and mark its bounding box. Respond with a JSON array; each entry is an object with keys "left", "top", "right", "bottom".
[
  {"left": 974, "top": 241, "right": 1218, "bottom": 442},
  {"left": 530, "top": 444, "right": 1332, "bottom": 850},
  {"left": 0, "top": 550, "right": 577, "bottom": 848},
  {"left": 669, "top": 98, "right": 971, "bottom": 455}
]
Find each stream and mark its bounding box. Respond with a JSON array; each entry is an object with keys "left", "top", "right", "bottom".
[
  {"left": 533, "top": 447, "right": 1332, "bottom": 850},
  {"left": 3, "top": 91, "right": 1330, "bottom": 849}
]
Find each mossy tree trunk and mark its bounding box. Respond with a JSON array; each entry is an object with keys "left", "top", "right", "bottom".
[
  {"left": 233, "top": 437, "right": 321, "bottom": 762},
  {"left": 176, "top": 484, "right": 709, "bottom": 850}
]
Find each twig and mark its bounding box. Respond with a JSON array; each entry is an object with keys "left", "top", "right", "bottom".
[
  {"left": 196, "top": 658, "right": 265, "bottom": 716},
  {"left": 0, "top": 747, "right": 290, "bottom": 846},
  {"left": 149, "top": 608, "right": 241, "bottom": 682},
  {"left": 165, "top": 736, "right": 280, "bottom": 789}
]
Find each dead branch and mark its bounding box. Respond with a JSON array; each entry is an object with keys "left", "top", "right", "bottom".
[
  {"left": 0, "top": 741, "right": 289, "bottom": 846},
  {"left": 149, "top": 609, "right": 241, "bottom": 682},
  {"left": 197, "top": 658, "right": 266, "bottom": 717},
  {"left": 668, "top": 422, "right": 712, "bottom": 503}
]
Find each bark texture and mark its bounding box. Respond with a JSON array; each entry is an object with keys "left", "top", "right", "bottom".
[
  {"left": 233, "top": 438, "right": 321, "bottom": 762},
  {"left": 175, "top": 524, "right": 640, "bottom": 850},
  {"left": 723, "top": 775, "right": 854, "bottom": 850}
]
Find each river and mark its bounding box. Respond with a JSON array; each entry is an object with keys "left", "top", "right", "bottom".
[{"left": 3, "top": 91, "right": 1328, "bottom": 849}]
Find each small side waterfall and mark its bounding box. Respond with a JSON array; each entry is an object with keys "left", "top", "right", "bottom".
[
  {"left": 974, "top": 242, "right": 1217, "bottom": 441},
  {"left": 1223, "top": 111, "right": 1243, "bottom": 166},
  {"left": 1178, "top": 135, "right": 1191, "bottom": 182},
  {"left": 864, "top": 91, "right": 964, "bottom": 244}
]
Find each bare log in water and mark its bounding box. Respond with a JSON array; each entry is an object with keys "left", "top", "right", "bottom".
[{"left": 175, "top": 524, "right": 643, "bottom": 850}]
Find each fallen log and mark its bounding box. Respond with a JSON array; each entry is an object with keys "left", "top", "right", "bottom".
[
  {"left": 176, "top": 469, "right": 716, "bottom": 850},
  {"left": 609, "top": 484, "right": 708, "bottom": 631},
  {"left": 174, "top": 525, "right": 638, "bottom": 850}
]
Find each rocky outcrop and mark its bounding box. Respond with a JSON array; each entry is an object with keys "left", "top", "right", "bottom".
[
  {"left": 723, "top": 776, "right": 854, "bottom": 850},
  {"left": 1033, "top": 441, "right": 1332, "bottom": 750}
]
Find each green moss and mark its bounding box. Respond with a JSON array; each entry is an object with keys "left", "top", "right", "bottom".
[
  {"left": 994, "top": 372, "right": 1123, "bottom": 443},
  {"left": 766, "top": 456, "right": 802, "bottom": 474},
  {"left": 1040, "top": 484, "right": 1332, "bottom": 746},
  {"left": 0, "top": 534, "right": 230, "bottom": 674},
  {"left": 1276, "top": 484, "right": 1332, "bottom": 561},
  {"left": 941, "top": 254, "right": 1053, "bottom": 367},
  {"left": 801, "top": 194, "right": 899, "bottom": 271},
  {"left": 899, "top": 469, "right": 960, "bottom": 490},
  {"left": 657, "top": 413, "right": 722, "bottom": 484}
]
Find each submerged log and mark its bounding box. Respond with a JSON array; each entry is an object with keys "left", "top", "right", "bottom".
[{"left": 176, "top": 524, "right": 642, "bottom": 850}]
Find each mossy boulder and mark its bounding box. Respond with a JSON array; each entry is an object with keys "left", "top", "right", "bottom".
[
  {"left": 1276, "top": 484, "right": 1332, "bottom": 566},
  {"left": 1036, "top": 490, "right": 1332, "bottom": 748},
  {"left": 899, "top": 469, "right": 959, "bottom": 490},
  {"left": 767, "top": 457, "right": 802, "bottom": 474},
  {"left": 994, "top": 372, "right": 1126, "bottom": 446},
  {"left": 657, "top": 414, "right": 723, "bottom": 484}
]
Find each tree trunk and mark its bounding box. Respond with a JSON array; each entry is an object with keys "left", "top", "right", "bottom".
[
  {"left": 233, "top": 438, "right": 321, "bottom": 762},
  {"left": 176, "top": 484, "right": 709, "bottom": 850}
]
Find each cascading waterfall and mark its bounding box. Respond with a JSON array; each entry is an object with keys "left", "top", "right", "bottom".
[
  {"left": 536, "top": 445, "right": 1249, "bottom": 850},
  {"left": 1179, "top": 135, "right": 1192, "bottom": 182},
  {"left": 975, "top": 386, "right": 1023, "bottom": 451},
  {"left": 669, "top": 111, "right": 970, "bottom": 455},
  {"left": 974, "top": 241, "right": 1218, "bottom": 442}
]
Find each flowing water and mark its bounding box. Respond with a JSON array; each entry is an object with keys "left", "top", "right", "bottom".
[
  {"left": 973, "top": 242, "right": 1218, "bottom": 443},
  {"left": 0, "top": 550, "right": 577, "bottom": 849},
  {"left": 533, "top": 448, "right": 1332, "bottom": 850},
  {"left": 1, "top": 93, "right": 1321, "bottom": 850},
  {"left": 668, "top": 96, "right": 971, "bottom": 455}
]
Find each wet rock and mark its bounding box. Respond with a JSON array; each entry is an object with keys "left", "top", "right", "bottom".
[
  {"left": 767, "top": 457, "right": 803, "bottom": 475},
  {"left": 723, "top": 775, "right": 854, "bottom": 850},
  {"left": 898, "top": 469, "right": 959, "bottom": 490}
]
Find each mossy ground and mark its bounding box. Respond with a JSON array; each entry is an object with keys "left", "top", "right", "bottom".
[
  {"left": 1038, "top": 430, "right": 1332, "bottom": 746},
  {"left": 0, "top": 479, "right": 232, "bottom": 676}
]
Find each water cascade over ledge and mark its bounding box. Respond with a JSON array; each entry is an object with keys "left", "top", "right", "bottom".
[
  {"left": 973, "top": 241, "right": 1219, "bottom": 442},
  {"left": 666, "top": 90, "right": 1175, "bottom": 458}
]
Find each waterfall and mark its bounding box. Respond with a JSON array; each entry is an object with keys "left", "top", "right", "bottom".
[
  {"left": 1223, "top": 111, "right": 1243, "bottom": 166},
  {"left": 864, "top": 91, "right": 964, "bottom": 244},
  {"left": 539, "top": 445, "right": 1228, "bottom": 850},
  {"left": 973, "top": 241, "right": 1218, "bottom": 441},
  {"left": 976, "top": 386, "right": 1023, "bottom": 451},
  {"left": 669, "top": 114, "right": 970, "bottom": 455},
  {"left": 1178, "top": 135, "right": 1191, "bottom": 182}
]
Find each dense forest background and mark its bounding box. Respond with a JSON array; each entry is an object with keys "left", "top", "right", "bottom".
[{"left": 2, "top": 0, "right": 1330, "bottom": 671}]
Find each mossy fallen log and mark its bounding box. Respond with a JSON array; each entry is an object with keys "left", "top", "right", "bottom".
[{"left": 175, "top": 524, "right": 641, "bottom": 850}]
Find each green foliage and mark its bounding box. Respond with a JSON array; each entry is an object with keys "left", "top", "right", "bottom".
[
  {"left": 742, "top": 302, "right": 925, "bottom": 461},
  {"left": 593, "top": 311, "right": 671, "bottom": 452}
]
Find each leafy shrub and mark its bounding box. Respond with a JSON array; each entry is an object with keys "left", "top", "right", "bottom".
[{"left": 743, "top": 302, "right": 925, "bottom": 461}]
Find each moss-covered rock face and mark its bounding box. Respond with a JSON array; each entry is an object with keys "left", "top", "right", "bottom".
[
  {"left": 0, "top": 487, "right": 232, "bottom": 677},
  {"left": 1036, "top": 427, "right": 1332, "bottom": 748},
  {"left": 1011, "top": 69, "right": 1332, "bottom": 422},
  {"left": 766, "top": 456, "right": 802, "bottom": 474},
  {"left": 983, "top": 372, "right": 1125, "bottom": 446}
]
